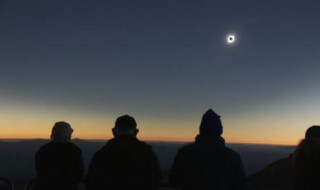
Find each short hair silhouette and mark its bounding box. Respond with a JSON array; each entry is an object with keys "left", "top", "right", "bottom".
[
  {"left": 115, "top": 115, "right": 137, "bottom": 130},
  {"left": 86, "top": 115, "right": 160, "bottom": 190},
  {"left": 112, "top": 115, "right": 139, "bottom": 137},
  {"left": 305, "top": 125, "right": 320, "bottom": 139}
]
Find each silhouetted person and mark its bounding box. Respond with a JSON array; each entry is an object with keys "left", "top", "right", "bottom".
[
  {"left": 34, "top": 121, "right": 84, "bottom": 190},
  {"left": 86, "top": 115, "right": 161, "bottom": 190},
  {"left": 294, "top": 126, "right": 320, "bottom": 190},
  {"left": 169, "top": 109, "right": 247, "bottom": 190},
  {"left": 248, "top": 125, "right": 320, "bottom": 190}
]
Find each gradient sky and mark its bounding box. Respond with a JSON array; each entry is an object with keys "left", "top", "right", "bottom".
[{"left": 1, "top": 0, "right": 320, "bottom": 144}]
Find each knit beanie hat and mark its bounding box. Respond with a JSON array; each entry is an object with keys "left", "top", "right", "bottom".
[{"left": 199, "top": 109, "right": 223, "bottom": 136}]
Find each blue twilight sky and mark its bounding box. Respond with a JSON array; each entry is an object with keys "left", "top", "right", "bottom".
[{"left": 0, "top": 0, "right": 320, "bottom": 143}]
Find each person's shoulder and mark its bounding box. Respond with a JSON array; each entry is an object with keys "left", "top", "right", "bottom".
[
  {"left": 66, "top": 142, "right": 82, "bottom": 153},
  {"left": 297, "top": 138, "right": 320, "bottom": 153},
  {"left": 36, "top": 142, "right": 55, "bottom": 157},
  {"left": 267, "top": 156, "right": 293, "bottom": 169},
  {"left": 138, "top": 140, "right": 152, "bottom": 148},
  {"left": 45, "top": 142, "right": 82, "bottom": 153},
  {"left": 91, "top": 142, "right": 110, "bottom": 159},
  {"left": 176, "top": 143, "right": 197, "bottom": 154},
  {"left": 181, "top": 142, "right": 196, "bottom": 149},
  {"left": 224, "top": 146, "right": 242, "bottom": 159},
  {"left": 37, "top": 141, "right": 53, "bottom": 151},
  {"left": 134, "top": 140, "right": 156, "bottom": 154},
  {"left": 134, "top": 141, "right": 160, "bottom": 161}
]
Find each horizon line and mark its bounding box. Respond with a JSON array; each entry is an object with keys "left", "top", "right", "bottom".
[{"left": 0, "top": 137, "right": 296, "bottom": 146}]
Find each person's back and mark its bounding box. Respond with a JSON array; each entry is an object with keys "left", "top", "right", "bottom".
[
  {"left": 169, "top": 109, "right": 247, "bottom": 190},
  {"left": 35, "top": 142, "right": 84, "bottom": 190},
  {"left": 294, "top": 137, "right": 320, "bottom": 190},
  {"left": 170, "top": 136, "right": 246, "bottom": 190},
  {"left": 86, "top": 115, "right": 161, "bottom": 190},
  {"left": 248, "top": 155, "right": 294, "bottom": 190},
  {"left": 34, "top": 122, "right": 84, "bottom": 190},
  {"left": 248, "top": 125, "right": 320, "bottom": 190}
]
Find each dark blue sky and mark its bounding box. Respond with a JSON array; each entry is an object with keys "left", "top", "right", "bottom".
[{"left": 1, "top": 0, "right": 320, "bottom": 143}]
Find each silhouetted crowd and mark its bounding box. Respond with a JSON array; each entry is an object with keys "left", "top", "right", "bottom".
[{"left": 1, "top": 109, "right": 320, "bottom": 190}]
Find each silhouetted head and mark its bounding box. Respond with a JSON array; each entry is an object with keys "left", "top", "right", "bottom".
[
  {"left": 112, "top": 115, "right": 139, "bottom": 137},
  {"left": 51, "top": 121, "right": 73, "bottom": 143},
  {"left": 305, "top": 125, "right": 320, "bottom": 139},
  {"left": 199, "top": 109, "right": 223, "bottom": 136}
]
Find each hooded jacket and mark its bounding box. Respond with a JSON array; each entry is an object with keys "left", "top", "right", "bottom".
[{"left": 170, "top": 135, "right": 247, "bottom": 190}]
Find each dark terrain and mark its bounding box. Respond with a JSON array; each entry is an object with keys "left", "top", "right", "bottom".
[{"left": 0, "top": 139, "right": 295, "bottom": 190}]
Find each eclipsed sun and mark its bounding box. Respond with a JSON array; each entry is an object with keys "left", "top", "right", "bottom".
[{"left": 226, "top": 34, "right": 236, "bottom": 44}]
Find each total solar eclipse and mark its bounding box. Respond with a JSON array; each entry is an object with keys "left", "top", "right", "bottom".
[{"left": 227, "top": 34, "right": 236, "bottom": 44}]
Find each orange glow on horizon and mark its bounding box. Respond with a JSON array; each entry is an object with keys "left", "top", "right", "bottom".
[
  {"left": 0, "top": 133, "right": 299, "bottom": 146},
  {"left": 0, "top": 103, "right": 311, "bottom": 146}
]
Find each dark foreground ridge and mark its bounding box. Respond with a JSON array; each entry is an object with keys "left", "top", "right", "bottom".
[{"left": 0, "top": 139, "right": 295, "bottom": 190}]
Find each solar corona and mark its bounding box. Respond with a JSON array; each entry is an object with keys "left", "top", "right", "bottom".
[{"left": 226, "top": 34, "right": 236, "bottom": 44}]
